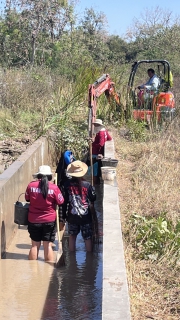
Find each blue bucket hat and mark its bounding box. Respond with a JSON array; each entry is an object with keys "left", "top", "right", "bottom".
[{"left": 64, "top": 150, "right": 75, "bottom": 165}]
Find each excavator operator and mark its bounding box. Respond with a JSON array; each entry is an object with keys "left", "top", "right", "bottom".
[
  {"left": 137, "top": 68, "right": 160, "bottom": 91},
  {"left": 137, "top": 68, "right": 160, "bottom": 108}
]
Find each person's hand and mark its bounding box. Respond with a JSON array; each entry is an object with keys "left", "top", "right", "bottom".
[
  {"left": 86, "top": 137, "right": 94, "bottom": 142},
  {"left": 96, "top": 154, "right": 103, "bottom": 160}
]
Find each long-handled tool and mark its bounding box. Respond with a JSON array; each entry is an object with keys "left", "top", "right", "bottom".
[
  {"left": 55, "top": 173, "right": 65, "bottom": 268},
  {"left": 89, "top": 139, "right": 94, "bottom": 186},
  {"left": 88, "top": 110, "right": 99, "bottom": 247},
  {"left": 88, "top": 107, "right": 94, "bottom": 186},
  {"left": 55, "top": 207, "right": 65, "bottom": 267}
]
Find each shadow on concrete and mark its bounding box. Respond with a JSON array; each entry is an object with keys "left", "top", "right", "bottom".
[
  {"left": 2, "top": 252, "right": 29, "bottom": 260},
  {"left": 1, "top": 220, "right": 6, "bottom": 258},
  {"left": 2, "top": 252, "right": 44, "bottom": 261},
  {"left": 16, "top": 243, "right": 32, "bottom": 249}
]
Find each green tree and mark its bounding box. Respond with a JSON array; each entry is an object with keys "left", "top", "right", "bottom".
[
  {"left": 79, "top": 7, "right": 110, "bottom": 65},
  {"left": 5, "top": 0, "right": 71, "bottom": 65},
  {"left": 106, "top": 35, "right": 128, "bottom": 63},
  {"left": 125, "top": 6, "right": 179, "bottom": 61}
]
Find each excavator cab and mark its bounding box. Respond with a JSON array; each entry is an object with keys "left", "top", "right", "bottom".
[{"left": 127, "top": 60, "right": 175, "bottom": 123}]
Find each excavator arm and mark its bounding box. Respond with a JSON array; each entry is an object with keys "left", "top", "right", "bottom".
[{"left": 88, "top": 74, "right": 120, "bottom": 137}]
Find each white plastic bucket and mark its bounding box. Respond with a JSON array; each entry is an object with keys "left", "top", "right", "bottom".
[{"left": 101, "top": 166, "right": 116, "bottom": 181}]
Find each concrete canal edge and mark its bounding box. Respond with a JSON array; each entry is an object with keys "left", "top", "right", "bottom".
[
  {"left": 0, "top": 137, "right": 52, "bottom": 257},
  {"left": 102, "top": 139, "right": 131, "bottom": 319},
  {"left": 0, "top": 136, "right": 131, "bottom": 319}
]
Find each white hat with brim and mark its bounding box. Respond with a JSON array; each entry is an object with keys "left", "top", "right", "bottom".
[
  {"left": 67, "top": 160, "right": 88, "bottom": 177},
  {"left": 33, "top": 165, "right": 52, "bottom": 177},
  {"left": 92, "top": 119, "right": 104, "bottom": 126}
]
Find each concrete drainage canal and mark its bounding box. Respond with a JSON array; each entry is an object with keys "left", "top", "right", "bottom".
[{"left": 0, "top": 138, "right": 131, "bottom": 320}]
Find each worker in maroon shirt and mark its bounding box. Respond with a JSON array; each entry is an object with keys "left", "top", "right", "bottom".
[
  {"left": 92, "top": 119, "right": 112, "bottom": 156},
  {"left": 90, "top": 119, "right": 112, "bottom": 184},
  {"left": 25, "top": 165, "right": 64, "bottom": 262}
]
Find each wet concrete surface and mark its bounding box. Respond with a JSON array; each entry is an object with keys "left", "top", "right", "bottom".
[
  {"left": 0, "top": 183, "right": 103, "bottom": 320},
  {"left": 0, "top": 226, "right": 54, "bottom": 320}
]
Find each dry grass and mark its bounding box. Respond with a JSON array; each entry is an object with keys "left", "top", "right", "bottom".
[
  {"left": 0, "top": 68, "right": 89, "bottom": 142},
  {"left": 113, "top": 118, "right": 180, "bottom": 320}
]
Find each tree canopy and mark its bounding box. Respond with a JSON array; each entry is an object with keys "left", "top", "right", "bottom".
[{"left": 0, "top": 3, "right": 180, "bottom": 76}]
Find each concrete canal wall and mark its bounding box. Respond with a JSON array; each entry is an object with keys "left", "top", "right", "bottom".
[
  {"left": 0, "top": 137, "right": 52, "bottom": 258},
  {"left": 103, "top": 139, "right": 131, "bottom": 320}
]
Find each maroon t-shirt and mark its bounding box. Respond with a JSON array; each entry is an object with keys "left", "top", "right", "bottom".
[
  {"left": 25, "top": 180, "right": 64, "bottom": 223},
  {"left": 92, "top": 129, "right": 112, "bottom": 155}
]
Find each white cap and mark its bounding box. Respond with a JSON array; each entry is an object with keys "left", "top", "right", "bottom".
[{"left": 33, "top": 165, "right": 52, "bottom": 176}]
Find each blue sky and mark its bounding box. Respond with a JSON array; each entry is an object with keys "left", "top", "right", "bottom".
[
  {"left": 0, "top": 0, "right": 179, "bottom": 37},
  {"left": 75, "top": 0, "right": 180, "bottom": 36}
]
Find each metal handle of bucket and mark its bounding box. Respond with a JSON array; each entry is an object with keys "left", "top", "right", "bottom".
[
  {"left": 16, "top": 193, "right": 26, "bottom": 204},
  {"left": 18, "top": 193, "right": 25, "bottom": 200},
  {"left": 102, "top": 157, "right": 118, "bottom": 162}
]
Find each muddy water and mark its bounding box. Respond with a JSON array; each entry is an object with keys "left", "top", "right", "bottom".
[
  {"left": 41, "top": 239, "right": 102, "bottom": 320},
  {"left": 0, "top": 184, "right": 103, "bottom": 320},
  {"left": 41, "top": 183, "right": 103, "bottom": 320},
  {"left": 0, "top": 225, "right": 58, "bottom": 320}
]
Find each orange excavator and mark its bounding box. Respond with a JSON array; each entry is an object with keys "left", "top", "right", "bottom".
[
  {"left": 88, "top": 73, "right": 120, "bottom": 136},
  {"left": 88, "top": 60, "right": 176, "bottom": 127},
  {"left": 127, "top": 60, "right": 176, "bottom": 123}
]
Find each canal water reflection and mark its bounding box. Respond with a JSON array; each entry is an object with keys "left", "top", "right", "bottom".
[
  {"left": 41, "top": 242, "right": 102, "bottom": 320},
  {"left": 41, "top": 183, "right": 103, "bottom": 320}
]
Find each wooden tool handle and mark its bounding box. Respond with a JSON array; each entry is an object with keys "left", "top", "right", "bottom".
[
  {"left": 89, "top": 140, "right": 93, "bottom": 186},
  {"left": 55, "top": 173, "right": 61, "bottom": 244}
]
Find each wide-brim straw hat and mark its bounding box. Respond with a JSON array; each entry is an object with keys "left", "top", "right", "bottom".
[
  {"left": 67, "top": 160, "right": 88, "bottom": 177},
  {"left": 33, "top": 165, "right": 52, "bottom": 177},
  {"left": 92, "top": 118, "right": 104, "bottom": 126}
]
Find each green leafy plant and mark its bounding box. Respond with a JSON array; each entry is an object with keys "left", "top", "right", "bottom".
[
  {"left": 126, "top": 118, "right": 148, "bottom": 142},
  {"left": 128, "top": 212, "right": 180, "bottom": 264}
]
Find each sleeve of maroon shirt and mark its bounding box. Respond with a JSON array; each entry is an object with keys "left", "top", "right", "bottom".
[
  {"left": 55, "top": 186, "right": 64, "bottom": 205},
  {"left": 106, "top": 130, "right": 112, "bottom": 141},
  {"left": 25, "top": 185, "right": 30, "bottom": 202}
]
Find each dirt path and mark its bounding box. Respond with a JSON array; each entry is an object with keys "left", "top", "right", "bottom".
[{"left": 0, "top": 136, "right": 35, "bottom": 173}]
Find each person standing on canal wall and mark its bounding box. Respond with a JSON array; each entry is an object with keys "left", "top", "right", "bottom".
[
  {"left": 25, "top": 165, "right": 64, "bottom": 262},
  {"left": 63, "top": 160, "right": 96, "bottom": 252},
  {"left": 87, "top": 119, "right": 112, "bottom": 184},
  {"left": 92, "top": 119, "right": 112, "bottom": 156}
]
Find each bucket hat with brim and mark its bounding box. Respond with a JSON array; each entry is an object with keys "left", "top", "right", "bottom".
[
  {"left": 92, "top": 119, "right": 104, "bottom": 126},
  {"left": 33, "top": 165, "right": 52, "bottom": 177},
  {"left": 67, "top": 160, "right": 88, "bottom": 177}
]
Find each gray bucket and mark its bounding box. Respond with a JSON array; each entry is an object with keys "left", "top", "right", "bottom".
[
  {"left": 14, "top": 193, "right": 29, "bottom": 225},
  {"left": 101, "top": 158, "right": 118, "bottom": 167}
]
